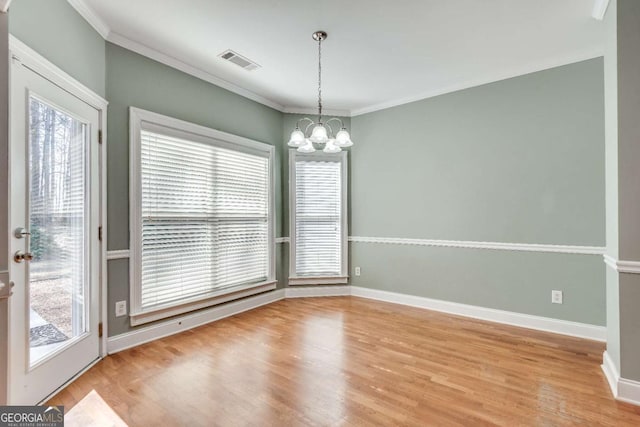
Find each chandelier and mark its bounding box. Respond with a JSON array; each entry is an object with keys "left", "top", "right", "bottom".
[{"left": 288, "top": 31, "right": 353, "bottom": 153}]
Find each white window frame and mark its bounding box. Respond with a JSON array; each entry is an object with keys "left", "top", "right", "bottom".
[
  {"left": 288, "top": 150, "right": 348, "bottom": 285},
  {"left": 129, "top": 107, "right": 276, "bottom": 325}
]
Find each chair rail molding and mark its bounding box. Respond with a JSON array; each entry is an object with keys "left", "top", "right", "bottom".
[
  {"left": 110, "top": 237, "right": 602, "bottom": 257},
  {"left": 603, "top": 254, "right": 640, "bottom": 274},
  {"left": 349, "top": 236, "right": 605, "bottom": 255},
  {"left": 106, "top": 250, "right": 130, "bottom": 260}
]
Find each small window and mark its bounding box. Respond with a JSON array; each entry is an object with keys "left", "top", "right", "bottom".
[
  {"left": 289, "top": 150, "right": 348, "bottom": 285},
  {"left": 129, "top": 108, "right": 275, "bottom": 325}
]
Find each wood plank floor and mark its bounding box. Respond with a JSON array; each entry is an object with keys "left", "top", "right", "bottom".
[{"left": 48, "top": 296, "right": 640, "bottom": 426}]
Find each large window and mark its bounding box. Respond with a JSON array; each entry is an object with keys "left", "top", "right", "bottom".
[
  {"left": 130, "top": 108, "right": 275, "bottom": 325},
  {"left": 289, "top": 150, "right": 348, "bottom": 285}
]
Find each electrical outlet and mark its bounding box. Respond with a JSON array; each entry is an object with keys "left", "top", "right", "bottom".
[
  {"left": 355, "top": 266, "right": 361, "bottom": 276},
  {"left": 551, "top": 290, "right": 563, "bottom": 304},
  {"left": 115, "top": 300, "right": 127, "bottom": 317}
]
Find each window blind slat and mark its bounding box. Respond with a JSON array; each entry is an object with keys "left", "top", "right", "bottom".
[{"left": 139, "top": 130, "right": 270, "bottom": 310}]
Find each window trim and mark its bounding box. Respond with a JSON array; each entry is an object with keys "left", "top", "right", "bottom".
[
  {"left": 288, "top": 149, "right": 348, "bottom": 286},
  {"left": 129, "top": 107, "right": 276, "bottom": 326}
]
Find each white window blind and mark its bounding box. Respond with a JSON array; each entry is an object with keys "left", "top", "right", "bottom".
[
  {"left": 130, "top": 108, "right": 275, "bottom": 323},
  {"left": 290, "top": 152, "right": 347, "bottom": 284}
]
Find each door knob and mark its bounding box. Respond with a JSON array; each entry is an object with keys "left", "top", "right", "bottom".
[{"left": 14, "top": 251, "right": 34, "bottom": 263}]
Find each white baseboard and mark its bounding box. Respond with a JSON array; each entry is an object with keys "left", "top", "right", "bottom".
[
  {"left": 107, "top": 289, "right": 285, "bottom": 354},
  {"left": 285, "top": 285, "right": 351, "bottom": 298},
  {"left": 619, "top": 378, "right": 640, "bottom": 405},
  {"left": 602, "top": 351, "right": 620, "bottom": 397},
  {"left": 350, "top": 286, "right": 606, "bottom": 342},
  {"left": 107, "top": 286, "right": 349, "bottom": 354},
  {"left": 601, "top": 351, "right": 640, "bottom": 405},
  {"left": 108, "top": 285, "right": 607, "bottom": 357}
]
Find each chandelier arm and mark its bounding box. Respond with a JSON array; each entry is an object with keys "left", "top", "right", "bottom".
[
  {"left": 324, "top": 121, "right": 337, "bottom": 138},
  {"left": 325, "top": 117, "right": 345, "bottom": 129},
  {"left": 304, "top": 121, "right": 318, "bottom": 136},
  {"left": 296, "top": 117, "right": 315, "bottom": 130}
]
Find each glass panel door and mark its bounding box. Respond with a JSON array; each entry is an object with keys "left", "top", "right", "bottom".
[
  {"left": 9, "top": 55, "right": 101, "bottom": 405},
  {"left": 28, "top": 97, "right": 89, "bottom": 366}
]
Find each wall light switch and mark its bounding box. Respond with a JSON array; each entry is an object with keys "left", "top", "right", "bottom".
[
  {"left": 551, "top": 290, "right": 563, "bottom": 304},
  {"left": 115, "top": 300, "right": 127, "bottom": 317},
  {"left": 355, "top": 267, "right": 361, "bottom": 276}
]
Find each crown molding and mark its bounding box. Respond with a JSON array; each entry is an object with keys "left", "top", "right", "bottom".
[
  {"left": 65, "top": 0, "right": 605, "bottom": 119},
  {"left": 592, "top": 0, "right": 611, "bottom": 20},
  {"left": 350, "top": 47, "right": 604, "bottom": 116},
  {"left": 66, "top": 0, "right": 110, "bottom": 38},
  {"left": 106, "top": 32, "right": 284, "bottom": 112},
  {"left": 283, "top": 106, "right": 352, "bottom": 118}
]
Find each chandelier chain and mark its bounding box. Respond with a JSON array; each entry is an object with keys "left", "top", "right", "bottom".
[
  {"left": 318, "top": 35, "right": 322, "bottom": 123},
  {"left": 286, "top": 30, "right": 352, "bottom": 153}
]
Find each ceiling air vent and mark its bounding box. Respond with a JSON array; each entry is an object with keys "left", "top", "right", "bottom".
[{"left": 219, "top": 50, "right": 260, "bottom": 71}]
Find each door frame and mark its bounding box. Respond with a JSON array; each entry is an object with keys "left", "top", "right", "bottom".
[{"left": 9, "top": 36, "right": 109, "bottom": 365}]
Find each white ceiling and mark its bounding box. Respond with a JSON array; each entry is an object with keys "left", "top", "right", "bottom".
[{"left": 79, "top": 0, "right": 604, "bottom": 115}]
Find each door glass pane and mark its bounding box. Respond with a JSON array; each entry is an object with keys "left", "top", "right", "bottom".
[{"left": 28, "top": 96, "right": 88, "bottom": 366}]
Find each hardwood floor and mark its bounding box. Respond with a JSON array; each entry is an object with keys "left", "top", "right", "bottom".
[{"left": 49, "top": 296, "right": 640, "bottom": 426}]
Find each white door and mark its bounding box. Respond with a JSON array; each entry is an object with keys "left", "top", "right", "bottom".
[{"left": 8, "top": 60, "right": 101, "bottom": 404}]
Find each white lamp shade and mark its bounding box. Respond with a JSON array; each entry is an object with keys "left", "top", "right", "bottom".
[
  {"left": 335, "top": 129, "right": 353, "bottom": 147},
  {"left": 297, "top": 140, "right": 316, "bottom": 153},
  {"left": 288, "top": 129, "right": 305, "bottom": 147},
  {"left": 323, "top": 140, "right": 342, "bottom": 153},
  {"left": 309, "top": 124, "right": 329, "bottom": 144}
]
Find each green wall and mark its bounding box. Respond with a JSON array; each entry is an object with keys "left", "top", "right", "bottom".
[
  {"left": 7, "top": 0, "right": 608, "bottom": 334},
  {"left": 105, "top": 43, "right": 284, "bottom": 336},
  {"left": 349, "top": 58, "right": 606, "bottom": 326},
  {"left": 9, "top": 0, "right": 106, "bottom": 96}
]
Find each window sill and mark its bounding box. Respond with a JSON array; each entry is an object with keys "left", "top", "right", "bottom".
[
  {"left": 129, "top": 280, "right": 277, "bottom": 326},
  {"left": 288, "top": 276, "right": 349, "bottom": 286}
]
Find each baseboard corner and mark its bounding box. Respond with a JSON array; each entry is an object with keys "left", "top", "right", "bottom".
[{"left": 601, "top": 350, "right": 640, "bottom": 406}]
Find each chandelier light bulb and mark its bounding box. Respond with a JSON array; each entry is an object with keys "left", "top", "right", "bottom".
[
  {"left": 335, "top": 129, "right": 353, "bottom": 147},
  {"left": 309, "top": 124, "right": 329, "bottom": 144},
  {"left": 297, "top": 140, "right": 316, "bottom": 153},
  {"left": 288, "top": 128, "right": 305, "bottom": 147},
  {"left": 323, "top": 139, "right": 342, "bottom": 153}
]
